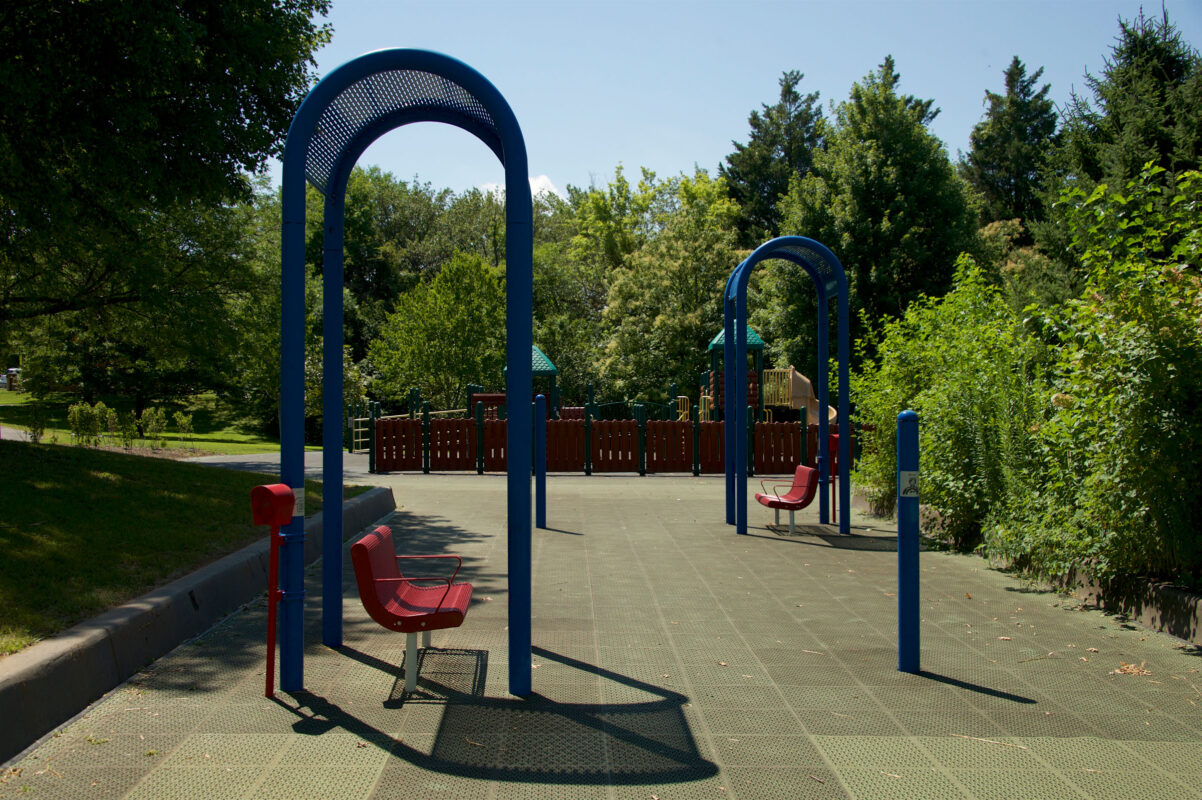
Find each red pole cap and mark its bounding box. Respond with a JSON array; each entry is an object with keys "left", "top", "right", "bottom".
[{"left": 251, "top": 483, "right": 297, "bottom": 527}]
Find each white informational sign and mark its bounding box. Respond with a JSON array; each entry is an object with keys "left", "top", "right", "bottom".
[
  {"left": 898, "top": 471, "right": 920, "bottom": 499},
  {"left": 292, "top": 488, "right": 305, "bottom": 518}
]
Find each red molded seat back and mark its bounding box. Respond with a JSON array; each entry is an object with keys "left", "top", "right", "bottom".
[
  {"left": 782, "top": 464, "right": 819, "bottom": 506},
  {"left": 350, "top": 525, "right": 404, "bottom": 629}
]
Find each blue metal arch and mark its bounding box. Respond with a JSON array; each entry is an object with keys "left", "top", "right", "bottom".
[
  {"left": 279, "top": 49, "right": 533, "bottom": 696},
  {"left": 723, "top": 236, "right": 851, "bottom": 536}
]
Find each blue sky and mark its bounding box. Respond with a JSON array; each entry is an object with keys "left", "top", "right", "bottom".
[{"left": 270, "top": 0, "right": 1202, "bottom": 198}]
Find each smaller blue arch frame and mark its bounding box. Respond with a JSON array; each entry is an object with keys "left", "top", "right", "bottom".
[
  {"left": 723, "top": 236, "right": 851, "bottom": 536},
  {"left": 279, "top": 49, "right": 533, "bottom": 696}
]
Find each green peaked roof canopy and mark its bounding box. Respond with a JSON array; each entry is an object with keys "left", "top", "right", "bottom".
[
  {"left": 708, "top": 326, "right": 765, "bottom": 352},
  {"left": 531, "top": 345, "right": 558, "bottom": 376}
]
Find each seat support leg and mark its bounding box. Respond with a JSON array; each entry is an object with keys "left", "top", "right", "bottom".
[
  {"left": 422, "top": 629, "right": 431, "bottom": 648},
  {"left": 774, "top": 508, "right": 780, "bottom": 527},
  {"left": 406, "top": 632, "right": 418, "bottom": 693},
  {"left": 789, "top": 509, "right": 795, "bottom": 535}
]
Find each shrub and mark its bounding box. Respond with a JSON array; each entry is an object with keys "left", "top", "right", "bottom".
[
  {"left": 118, "top": 412, "right": 137, "bottom": 449},
  {"left": 102, "top": 405, "right": 119, "bottom": 444},
  {"left": 139, "top": 407, "right": 167, "bottom": 448},
  {"left": 26, "top": 403, "right": 47, "bottom": 445},
  {"left": 67, "top": 402, "right": 101, "bottom": 446},
  {"left": 172, "top": 411, "right": 193, "bottom": 444},
  {"left": 984, "top": 166, "right": 1202, "bottom": 586},
  {"left": 850, "top": 257, "right": 1047, "bottom": 549}
]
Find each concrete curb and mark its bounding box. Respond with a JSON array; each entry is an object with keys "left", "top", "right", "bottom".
[
  {"left": 1073, "top": 576, "right": 1201, "bottom": 647},
  {"left": 0, "top": 486, "right": 396, "bottom": 763}
]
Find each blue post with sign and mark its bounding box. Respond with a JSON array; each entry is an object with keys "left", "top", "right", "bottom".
[
  {"left": 535, "top": 395, "right": 546, "bottom": 529},
  {"left": 897, "top": 409, "right": 920, "bottom": 673}
]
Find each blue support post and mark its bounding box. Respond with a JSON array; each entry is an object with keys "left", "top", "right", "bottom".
[
  {"left": 535, "top": 395, "right": 546, "bottom": 529},
  {"left": 734, "top": 272, "right": 749, "bottom": 535},
  {"left": 321, "top": 193, "right": 346, "bottom": 649},
  {"left": 278, "top": 48, "right": 534, "bottom": 698},
  {"left": 897, "top": 409, "right": 920, "bottom": 673},
  {"left": 505, "top": 163, "right": 534, "bottom": 698},
  {"left": 723, "top": 288, "right": 736, "bottom": 525},
  {"left": 816, "top": 295, "right": 830, "bottom": 526},
  {"left": 279, "top": 144, "right": 307, "bottom": 695}
]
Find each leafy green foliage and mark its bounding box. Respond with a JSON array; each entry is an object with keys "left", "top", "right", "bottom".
[
  {"left": 12, "top": 198, "right": 255, "bottom": 408},
  {"left": 1053, "top": 10, "right": 1201, "bottom": 189},
  {"left": 173, "top": 411, "right": 194, "bottom": 443},
  {"left": 986, "top": 166, "right": 1202, "bottom": 585},
  {"left": 139, "top": 407, "right": 168, "bottom": 448},
  {"left": 600, "top": 170, "right": 740, "bottom": 399},
  {"left": 67, "top": 403, "right": 102, "bottom": 447},
  {"left": 850, "top": 258, "right": 1047, "bottom": 547},
  {"left": 720, "top": 70, "right": 825, "bottom": 245},
  {"left": 775, "top": 56, "right": 978, "bottom": 370},
  {"left": 961, "top": 56, "right": 1058, "bottom": 227},
  {"left": 0, "top": 0, "right": 330, "bottom": 328},
  {"left": 370, "top": 252, "right": 506, "bottom": 410}
]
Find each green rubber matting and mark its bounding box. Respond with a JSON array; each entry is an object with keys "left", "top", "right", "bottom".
[{"left": 3, "top": 473, "right": 1199, "bottom": 799}]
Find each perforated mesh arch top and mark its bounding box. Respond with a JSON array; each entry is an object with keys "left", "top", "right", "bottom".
[
  {"left": 304, "top": 69, "right": 498, "bottom": 195},
  {"left": 770, "top": 243, "right": 841, "bottom": 297}
]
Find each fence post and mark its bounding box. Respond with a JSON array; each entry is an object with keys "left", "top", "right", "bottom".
[
  {"left": 421, "top": 401, "right": 431, "bottom": 474},
  {"left": 746, "top": 405, "right": 756, "bottom": 478},
  {"left": 635, "top": 404, "right": 647, "bottom": 476},
  {"left": 897, "top": 409, "right": 920, "bottom": 673},
  {"left": 849, "top": 401, "right": 857, "bottom": 471},
  {"left": 475, "top": 401, "right": 485, "bottom": 475},
  {"left": 692, "top": 404, "right": 700, "bottom": 476},
  {"left": 584, "top": 404, "right": 593, "bottom": 476},
  {"left": 799, "top": 406, "right": 808, "bottom": 467},
  {"left": 535, "top": 395, "right": 546, "bottom": 528},
  {"left": 368, "top": 402, "right": 379, "bottom": 474}
]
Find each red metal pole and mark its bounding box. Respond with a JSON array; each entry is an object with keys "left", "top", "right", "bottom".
[{"left": 265, "top": 523, "right": 281, "bottom": 697}]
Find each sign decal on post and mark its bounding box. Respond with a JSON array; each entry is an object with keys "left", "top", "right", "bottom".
[
  {"left": 292, "top": 488, "right": 305, "bottom": 518},
  {"left": 898, "top": 471, "right": 919, "bottom": 499}
]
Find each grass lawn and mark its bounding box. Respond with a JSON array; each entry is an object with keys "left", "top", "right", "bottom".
[
  {"left": 0, "top": 391, "right": 314, "bottom": 455},
  {"left": 0, "top": 439, "right": 364, "bottom": 656}
]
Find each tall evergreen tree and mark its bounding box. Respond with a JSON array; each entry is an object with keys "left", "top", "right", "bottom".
[
  {"left": 771, "top": 56, "right": 977, "bottom": 371},
  {"left": 1052, "top": 9, "right": 1201, "bottom": 188},
  {"left": 1032, "top": 9, "right": 1201, "bottom": 290},
  {"left": 720, "top": 71, "right": 824, "bottom": 246},
  {"left": 961, "top": 56, "right": 1058, "bottom": 226}
]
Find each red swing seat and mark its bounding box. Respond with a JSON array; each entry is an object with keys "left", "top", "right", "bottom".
[
  {"left": 350, "top": 525, "right": 473, "bottom": 692},
  {"left": 754, "top": 464, "right": 819, "bottom": 534}
]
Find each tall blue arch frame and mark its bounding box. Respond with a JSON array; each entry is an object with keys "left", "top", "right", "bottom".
[
  {"left": 723, "top": 236, "right": 851, "bottom": 536},
  {"left": 278, "top": 49, "right": 533, "bottom": 696}
]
